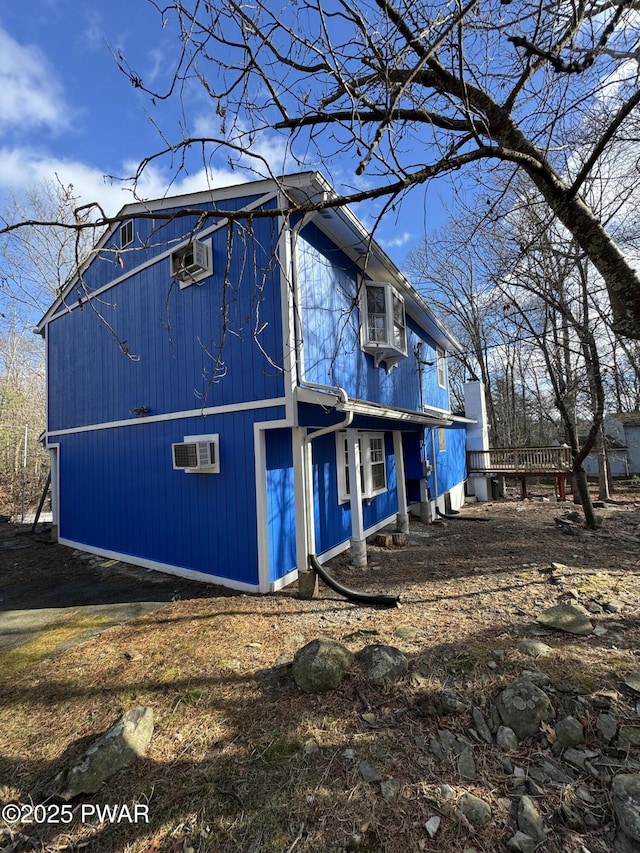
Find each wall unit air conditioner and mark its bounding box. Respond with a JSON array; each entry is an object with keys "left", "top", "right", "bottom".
[
  {"left": 172, "top": 434, "right": 220, "bottom": 473},
  {"left": 170, "top": 239, "right": 212, "bottom": 285}
]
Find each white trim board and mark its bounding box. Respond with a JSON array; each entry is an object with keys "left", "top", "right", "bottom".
[
  {"left": 47, "top": 396, "right": 289, "bottom": 438},
  {"left": 57, "top": 538, "right": 263, "bottom": 593}
]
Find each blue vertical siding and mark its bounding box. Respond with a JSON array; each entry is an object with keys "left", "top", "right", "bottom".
[
  {"left": 57, "top": 407, "right": 285, "bottom": 585},
  {"left": 265, "top": 428, "right": 296, "bottom": 582},
  {"left": 48, "top": 210, "right": 284, "bottom": 432},
  {"left": 297, "top": 224, "right": 449, "bottom": 411},
  {"left": 312, "top": 430, "right": 398, "bottom": 556},
  {"left": 426, "top": 423, "right": 467, "bottom": 498}
]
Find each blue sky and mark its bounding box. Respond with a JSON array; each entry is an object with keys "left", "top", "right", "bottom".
[{"left": 0, "top": 0, "right": 450, "bottom": 268}]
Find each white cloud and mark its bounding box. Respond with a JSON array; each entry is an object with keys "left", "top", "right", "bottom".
[
  {"left": 379, "top": 231, "right": 413, "bottom": 250},
  {"left": 0, "top": 147, "right": 244, "bottom": 218},
  {"left": 0, "top": 27, "right": 70, "bottom": 134}
]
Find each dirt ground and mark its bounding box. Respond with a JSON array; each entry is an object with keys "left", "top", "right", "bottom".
[{"left": 1, "top": 481, "right": 640, "bottom": 852}]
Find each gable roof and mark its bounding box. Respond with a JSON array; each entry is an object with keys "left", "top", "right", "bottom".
[{"left": 36, "top": 171, "right": 462, "bottom": 352}]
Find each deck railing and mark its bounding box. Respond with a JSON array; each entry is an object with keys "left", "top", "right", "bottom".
[{"left": 467, "top": 446, "right": 572, "bottom": 475}]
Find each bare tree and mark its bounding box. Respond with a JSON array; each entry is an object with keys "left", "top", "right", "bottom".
[
  {"left": 90, "top": 0, "right": 640, "bottom": 339},
  {"left": 0, "top": 181, "right": 94, "bottom": 517},
  {"left": 409, "top": 225, "right": 504, "bottom": 441}
]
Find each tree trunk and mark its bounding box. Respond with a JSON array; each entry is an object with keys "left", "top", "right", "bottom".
[
  {"left": 597, "top": 425, "right": 610, "bottom": 501},
  {"left": 573, "top": 466, "right": 597, "bottom": 528}
]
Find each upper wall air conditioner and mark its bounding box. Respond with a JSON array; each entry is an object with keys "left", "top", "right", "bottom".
[{"left": 170, "top": 239, "right": 211, "bottom": 285}]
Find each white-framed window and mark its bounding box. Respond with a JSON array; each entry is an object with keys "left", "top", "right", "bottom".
[
  {"left": 436, "top": 347, "right": 446, "bottom": 387},
  {"left": 361, "top": 281, "right": 407, "bottom": 368},
  {"left": 336, "top": 431, "right": 388, "bottom": 503},
  {"left": 170, "top": 238, "right": 212, "bottom": 287},
  {"left": 438, "top": 427, "right": 446, "bottom": 453},
  {"left": 172, "top": 433, "right": 220, "bottom": 473},
  {"left": 120, "top": 220, "right": 134, "bottom": 248}
]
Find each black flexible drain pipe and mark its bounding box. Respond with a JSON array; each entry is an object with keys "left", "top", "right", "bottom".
[
  {"left": 308, "top": 554, "right": 400, "bottom": 608},
  {"left": 436, "top": 508, "right": 494, "bottom": 522}
]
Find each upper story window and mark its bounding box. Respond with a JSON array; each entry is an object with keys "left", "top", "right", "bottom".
[
  {"left": 120, "top": 220, "right": 134, "bottom": 248},
  {"left": 436, "top": 346, "right": 446, "bottom": 387},
  {"left": 361, "top": 282, "right": 407, "bottom": 370}
]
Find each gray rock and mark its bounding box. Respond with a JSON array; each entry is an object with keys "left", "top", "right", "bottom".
[
  {"left": 458, "top": 792, "right": 492, "bottom": 825},
  {"left": 429, "top": 738, "right": 445, "bottom": 759},
  {"left": 612, "top": 774, "right": 640, "bottom": 847},
  {"left": 49, "top": 706, "right": 154, "bottom": 801},
  {"left": 506, "top": 831, "right": 536, "bottom": 853},
  {"left": 438, "top": 728, "right": 459, "bottom": 752},
  {"left": 292, "top": 638, "right": 354, "bottom": 693},
  {"left": 357, "top": 644, "right": 408, "bottom": 686},
  {"left": 458, "top": 747, "right": 477, "bottom": 781},
  {"left": 472, "top": 707, "right": 493, "bottom": 744},
  {"left": 518, "top": 669, "right": 551, "bottom": 688},
  {"left": 537, "top": 603, "right": 593, "bottom": 635},
  {"left": 526, "top": 779, "right": 545, "bottom": 798},
  {"left": 495, "top": 678, "right": 555, "bottom": 740},
  {"left": 517, "top": 795, "right": 546, "bottom": 843},
  {"left": 624, "top": 673, "right": 640, "bottom": 693},
  {"left": 437, "top": 783, "right": 456, "bottom": 801},
  {"left": 560, "top": 803, "right": 585, "bottom": 831},
  {"left": 303, "top": 739, "right": 320, "bottom": 756},
  {"left": 394, "top": 625, "right": 421, "bottom": 640},
  {"left": 358, "top": 760, "right": 383, "bottom": 783},
  {"left": 497, "top": 725, "right": 519, "bottom": 751},
  {"left": 604, "top": 599, "right": 623, "bottom": 613},
  {"left": 517, "top": 638, "right": 552, "bottom": 658},
  {"left": 531, "top": 759, "right": 576, "bottom": 785},
  {"left": 380, "top": 778, "right": 401, "bottom": 801},
  {"left": 416, "top": 689, "right": 465, "bottom": 716},
  {"left": 597, "top": 713, "right": 618, "bottom": 744},
  {"left": 619, "top": 726, "right": 640, "bottom": 748},
  {"left": 424, "top": 816, "right": 441, "bottom": 838},
  {"left": 563, "top": 747, "right": 591, "bottom": 770},
  {"left": 576, "top": 786, "right": 596, "bottom": 805},
  {"left": 555, "top": 715, "right": 585, "bottom": 747}
]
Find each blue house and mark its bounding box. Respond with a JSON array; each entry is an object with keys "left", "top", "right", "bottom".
[{"left": 38, "top": 172, "right": 469, "bottom": 594}]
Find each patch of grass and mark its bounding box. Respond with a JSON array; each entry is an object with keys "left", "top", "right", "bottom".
[
  {"left": 262, "top": 736, "right": 302, "bottom": 765},
  {"left": 0, "top": 612, "right": 113, "bottom": 675}
]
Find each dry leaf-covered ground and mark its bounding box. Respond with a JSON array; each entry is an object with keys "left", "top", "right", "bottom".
[{"left": 1, "top": 483, "right": 640, "bottom": 852}]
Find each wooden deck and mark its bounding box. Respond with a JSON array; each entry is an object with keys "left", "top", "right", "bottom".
[{"left": 467, "top": 446, "right": 573, "bottom": 499}]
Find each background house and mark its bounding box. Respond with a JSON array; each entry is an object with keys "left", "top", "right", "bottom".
[
  {"left": 38, "top": 172, "right": 471, "bottom": 593},
  {"left": 583, "top": 413, "right": 640, "bottom": 478}
]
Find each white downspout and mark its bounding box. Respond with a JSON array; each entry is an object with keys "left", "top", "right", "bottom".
[{"left": 431, "top": 427, "right": 440, "bottom": 515}]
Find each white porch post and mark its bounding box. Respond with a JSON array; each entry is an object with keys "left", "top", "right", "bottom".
[
  {"left": 347, "top": 428, "right": 367, "bottom": 566},
  {"left": 293, "top": 426, "right": 318, "bottom": 598},
  {"left": 393, "top": 431, "right": 409, "bottom": 534}
]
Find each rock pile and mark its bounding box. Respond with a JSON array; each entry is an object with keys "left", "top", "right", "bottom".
[{"left": 289, "top": 636, "right": 640, "bottom": 851}]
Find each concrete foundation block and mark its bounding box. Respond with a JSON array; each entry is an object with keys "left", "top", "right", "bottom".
[
  {"left": 350, "top": 538, "right": 367, "bottom": 567},
  {"left": 396, "top": 512, "right": 410, "bottom": 534},
  {"left": 297, "top": 570, "right": 318, "bottom": 599}
]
